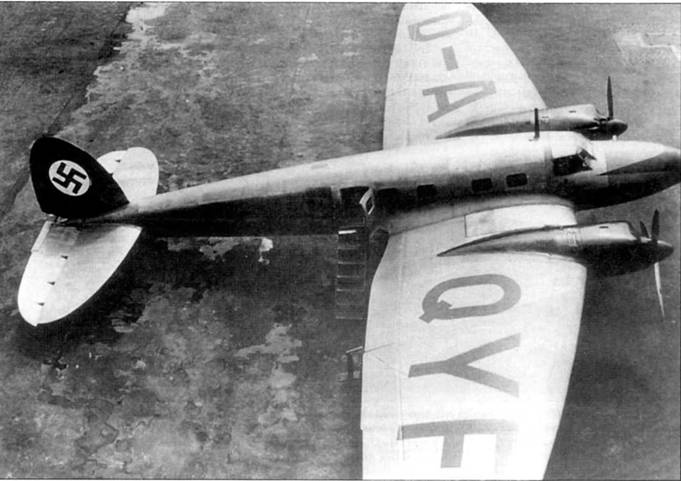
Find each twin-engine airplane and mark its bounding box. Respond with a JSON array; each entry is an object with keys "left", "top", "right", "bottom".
[{"left": 17, "top": 4, "right": 680, "bottom": 479}]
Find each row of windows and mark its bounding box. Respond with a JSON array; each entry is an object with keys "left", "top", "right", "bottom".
[
  {"left": 472, "top": 172, "right": 528, "bottom": 192},
  {"left": 340, "top": 173, "right": 529, "bottom": 211},
  {"left": 402, "top": 172, "right": 529, "bottom": 198}
]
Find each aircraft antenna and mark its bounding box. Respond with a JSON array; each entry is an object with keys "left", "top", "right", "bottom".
[
  {"left": 533, "top": 108, "right": 540, "bottom": 140},
  {"left": 607, "top": 76, "right": 614, "bottom": 120}
]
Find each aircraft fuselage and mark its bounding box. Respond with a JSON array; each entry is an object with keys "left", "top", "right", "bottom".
[{"left": 89, "top": 131, "right": 680, "bottom": 237}]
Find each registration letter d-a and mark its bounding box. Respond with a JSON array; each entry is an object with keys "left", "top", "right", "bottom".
[{"left": 408, "top": 11, "right": 472, "bottom": 42}]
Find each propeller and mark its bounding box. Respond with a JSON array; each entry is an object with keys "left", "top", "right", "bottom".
[
  {"left": 639, "top": 210, "right": 659, "bottom": 239},
  {"left": 651, "top": 209, "right": 660, "bottom": 240},
  {"left": 639, "top": 220, "right": 649, "bottom": 239},
  {"left": 640, "top": 210, "right": 665, "bottom": 320},
  {"left": 601, "top": 76, "right": 627, "bottom": 139}
]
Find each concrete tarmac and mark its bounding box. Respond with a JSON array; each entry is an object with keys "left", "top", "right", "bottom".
[{"left": 0, "top": 3, "right": 678, "bottom": 478}]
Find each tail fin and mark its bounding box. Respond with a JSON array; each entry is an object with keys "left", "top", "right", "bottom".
[
  {"left": 19, "top": 138, "right": 158, "bottom": 325},
  {"left": 30, "top": 136, "right": 129, "bottom": 218}
]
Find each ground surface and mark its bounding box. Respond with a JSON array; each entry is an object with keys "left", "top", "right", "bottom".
[{"left": 0, "top": 3, "right": 679, "bottom": 479}]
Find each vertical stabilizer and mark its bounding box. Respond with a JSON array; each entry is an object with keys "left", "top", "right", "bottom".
[{"left": 30, "top": 136, "right": 129, "bottom": 218}]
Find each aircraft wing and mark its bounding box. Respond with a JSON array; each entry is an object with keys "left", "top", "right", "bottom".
[
  {"left": 361, "top": 197, "right": 586, "bottom": 479},
  {"left": 384, "top": 3, "right": 546, "bottom": 149}
]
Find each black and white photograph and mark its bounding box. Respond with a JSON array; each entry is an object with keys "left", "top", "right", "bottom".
[{"left": 0, "top": 2, "right": 679, "bottom": 478}]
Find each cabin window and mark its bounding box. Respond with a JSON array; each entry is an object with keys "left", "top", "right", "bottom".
[
  {"left": 471, "top": 178, "right": 493, "bottom": 192},
  {"left": 417, "top": 184, "right": 437, "bottom": 205},
  {"left": 506, "top": 173, "right": 528, "bottom": 188}
]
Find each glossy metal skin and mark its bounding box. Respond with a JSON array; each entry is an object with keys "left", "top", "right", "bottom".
[{"left": 84, "top": 131, "right": 680, "bottom": 237}]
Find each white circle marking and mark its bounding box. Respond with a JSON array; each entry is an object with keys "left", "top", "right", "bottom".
[{"left": 48, "top": 160, "right": 91, "bottom": 196}]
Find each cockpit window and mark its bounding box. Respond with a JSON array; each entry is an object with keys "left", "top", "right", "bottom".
[
  {"left": 553, "top": 148, "right": 594, "bottom": 176},
  {"left": 577, "top": 148, "right": 595, "bottom": 162}
]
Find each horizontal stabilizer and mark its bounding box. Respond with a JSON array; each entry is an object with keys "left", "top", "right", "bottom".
[
  {"left": 97, "top": 147, "right": 159, "bottom": 201},
  {"left": 18, "top": 221, "right": 142, "bottom": 326}
]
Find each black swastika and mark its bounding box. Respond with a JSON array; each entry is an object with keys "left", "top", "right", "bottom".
[{"left": 52, "top": 162, "right": 88, "bottom": 195}]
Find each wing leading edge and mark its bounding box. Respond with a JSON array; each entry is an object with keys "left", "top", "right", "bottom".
[
  {"left": 384, "top": 3, "right": 546, "bottom": 149},
  {"left": 361, "top": 199, "right": 586, "bottom": 479}
]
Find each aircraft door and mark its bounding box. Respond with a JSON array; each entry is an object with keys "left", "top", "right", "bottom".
[
  {"left": 359, "top": 188, "right": 375, "bottom": 217},
  {"left": 339, "top": 186, "right": 372, "bottom": 222}
]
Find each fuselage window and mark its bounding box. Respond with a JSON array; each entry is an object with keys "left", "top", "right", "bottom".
[
  {"left": 417, "top": 184, "right": 437, "bottom": 205},
  {"left": 471, "top": 178, "right": 493, "bottom": 192},
  {"left": 506, "top": 173, "right": 528, "bottom": 188}
]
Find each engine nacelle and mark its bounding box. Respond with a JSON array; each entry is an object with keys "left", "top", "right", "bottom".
[
  {"left": 440, "top": 221, "right": 673, "bottom": 277},
  {"left": 440, "top": 79, "right": 628, "bottom": 140},
  {"left": 439, "top": 104, "right": 627, "bottom": 141}
]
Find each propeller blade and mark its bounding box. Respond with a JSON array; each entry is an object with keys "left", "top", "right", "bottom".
[
  {"left": 607, "top": 76, "right": 614, "bottom": 120},
  {"left": 640, "top": 221, "right": 649, "bottom": 238},
  {"left": 652, "top": 209, "right": 660, "bottom": 241},
  {"left": 653, "top": 262, "right": 665, "bottom": 321}
]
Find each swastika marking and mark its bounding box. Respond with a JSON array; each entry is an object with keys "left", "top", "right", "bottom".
[
  {"left": 48, "top": 160, "right": 91, "bottom": 196},
  {"left": 409, "top": 334, "right": 521, "bottom": 396},
  {"left": 420, "top": 274, "right": 521, "bottom": 322}
]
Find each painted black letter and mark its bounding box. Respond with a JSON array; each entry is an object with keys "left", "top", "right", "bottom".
[
  {"left": 408, "top": 11, "right": 472, "bottom": 42},
  {"left": 409, "top": 334, "right": 520, "bottom": 396},
  {"left": 420, "top": 273, "right": 520, "bottom": 322}
]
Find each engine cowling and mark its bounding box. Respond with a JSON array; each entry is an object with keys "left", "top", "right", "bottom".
[{"left": 440, "top": 221, "right": 673, "bottom": 277}]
